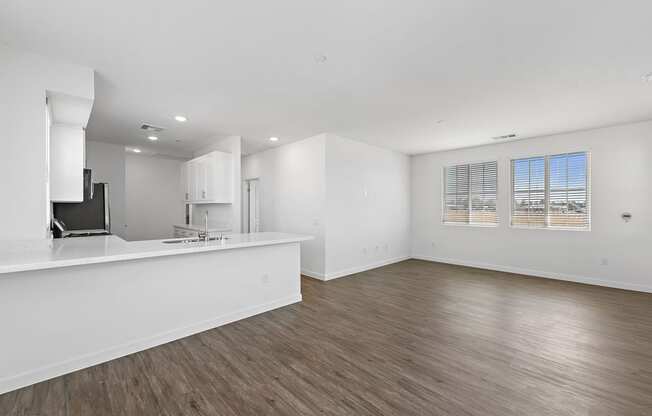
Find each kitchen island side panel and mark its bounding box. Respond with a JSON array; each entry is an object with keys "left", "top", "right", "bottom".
[{"left": 0, "top": 242, "right": 301, "bottom": 394}]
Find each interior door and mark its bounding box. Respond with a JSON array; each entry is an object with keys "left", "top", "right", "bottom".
[{"left": 246, "top": 179, "right": 260, "bottom": 232}]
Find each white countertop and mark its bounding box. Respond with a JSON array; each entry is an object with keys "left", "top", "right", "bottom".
[{"left": 0, "top": 233, "right": 312, "bottom": 275}]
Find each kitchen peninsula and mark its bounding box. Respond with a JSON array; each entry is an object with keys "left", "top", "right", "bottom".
[{"left": 0, "top": 232, "right": 311, "bottom": 394}]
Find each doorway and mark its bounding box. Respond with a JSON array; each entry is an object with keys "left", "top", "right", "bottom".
[{"left": 244, "top": 178, "right": 260, "bottom": 233}]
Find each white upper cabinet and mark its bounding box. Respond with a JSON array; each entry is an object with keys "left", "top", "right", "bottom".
[
  {"left": 48, "top": 92, "right": 93, "bottom": 203},
  {"left": 50, "top": 124, "right": 85, "bottom": 202},
  {"left": 184, "top": 160, "right": 198, "bottom": 201},
  {"left": 182, "top": 151, "right": 233, "bottom": 204}
]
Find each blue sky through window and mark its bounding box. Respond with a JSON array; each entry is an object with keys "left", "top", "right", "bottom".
[{"left": 514, "top": 153, "right": 586, "bottom": 197}]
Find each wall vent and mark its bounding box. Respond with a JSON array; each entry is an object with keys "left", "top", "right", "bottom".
[{"left": 140, "top": 123, "right": 165, "bottom": 132}]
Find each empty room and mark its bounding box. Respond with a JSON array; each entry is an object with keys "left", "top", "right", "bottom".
[{"left": 1, "top": 1, "right": 651, "bottom": 415}]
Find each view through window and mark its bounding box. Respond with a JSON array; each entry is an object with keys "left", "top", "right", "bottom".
[
  {"left": 443, "top": 161, "right": 497, "bottom": 225},
  {"left": 511, "top": 152, "right": 589, "bottom": 229}
]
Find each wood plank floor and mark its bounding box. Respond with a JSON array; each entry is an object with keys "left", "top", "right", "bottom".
[{"left": 2, "top": 259, "right": 652, "bottom": 415}]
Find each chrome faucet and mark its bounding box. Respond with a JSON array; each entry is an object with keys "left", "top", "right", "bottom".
[{"left": 198, "top": 211, "right": 209, "bottom": 242}]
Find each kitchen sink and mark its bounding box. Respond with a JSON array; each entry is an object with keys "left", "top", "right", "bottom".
[{"left": 162, "top": 236, "right": 230, "bottom": 244}]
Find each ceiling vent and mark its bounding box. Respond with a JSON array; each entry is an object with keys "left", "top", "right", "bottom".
[
  {"left": 492, "top": 133, "right": 517, "bottom": 140},
  {"left": 140, "top": 123, "right": 165, "bottom": 133}
]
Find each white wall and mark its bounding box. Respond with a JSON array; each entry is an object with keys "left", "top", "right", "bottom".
[
  {"left": 86, "top": 141, "right": 127, "bottom": 238},
  {"left": 86, "top": 142, "right": 184, "bottom": 241},
  {"left": 0, "top": 45, "right": 94, "bottom": 240},
  {"left": 325, "top": 134, "right": 411, "bottom": 278},
  {"left": 125, "top": 154, "right": 185, "bottom": 241},
  {"left": 192, "top": 136, "right": 242, "bottom": 232},
  {"left": 243, "top": 134, "right": 327, "bottom": 276},
  {"left": 243, "top": 133, "right": 412, "bottom": 280},
  {"left": 411, "top": 121, "right": 652, "bottom": 292}
]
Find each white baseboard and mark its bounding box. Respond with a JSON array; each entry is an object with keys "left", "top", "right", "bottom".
[
  {"left": 323, "top": 256, "right": 411, "bottom": 281},
  {"left": 301, "top": 268, "right": 326, "bottom": 280},
  {"left": 412, "top": 254, "right": 652, "bottom": 293},
  {"left": 302, "top": 256, "right": 410, "bottom": 282},
  {"left": 0, "top": 294, "right": 302, "bottom": 395}
]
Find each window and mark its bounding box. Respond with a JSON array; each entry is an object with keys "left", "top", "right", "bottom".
[
  {"left": 511, "top": 152, "right": 590, "bottom": 229},
  {"left": 443, "top": 161, "right": 497, "bottom": 225}
]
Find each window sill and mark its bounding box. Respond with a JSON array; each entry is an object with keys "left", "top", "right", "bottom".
[
  {"left": 509, "top": 224, "right": 591, "bottom": 232},
  {"left": 442, "top": 222, "right": 498, "bottom": 228}
]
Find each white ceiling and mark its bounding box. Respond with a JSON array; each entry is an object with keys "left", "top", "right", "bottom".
[{"left": 2, "top": 0, "right": 652, "bottom": 156}]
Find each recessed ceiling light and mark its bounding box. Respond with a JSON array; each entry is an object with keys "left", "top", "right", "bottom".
[
  {"left": 642, "top": 72, "right": 652, "bottom": 82},
  {"left": 269, "top": 137, "right": 279, "bottom": 142},
  {"left": 147, "top": 136, "right": 158, "bottom": 141},
  {"left": 132, "top": 148, "right": 142, "bottom": 153},
  {"left": 315, "top": 55, "right": 327, "bottom": 63},
  {"left": 174, "top": 115, "right": 187, "bottom": 122}
]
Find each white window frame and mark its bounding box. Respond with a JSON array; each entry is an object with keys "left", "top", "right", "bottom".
[
  {"left": 441, "top": 159, "right": 498, "bottom": 228},
  {"left": 509, "top": 151, "right": 591, "bottom": 231}
]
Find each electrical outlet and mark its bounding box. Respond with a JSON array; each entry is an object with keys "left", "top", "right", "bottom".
[
  {"left": 262, "top": 274, "right": 270, "bottom": 283},
  {"left": 600, "top": 258, "right": 609, "bottom": 266}
]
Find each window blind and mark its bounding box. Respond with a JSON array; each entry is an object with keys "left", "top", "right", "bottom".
[
  {"left": 444, "top": 164, "right": 470, "bottom": 224},
  {"left": 511, "top": 152, "right": 589, "bottom": 229},
  {"left": 443, "top": 161, "right": 497, "bottom": 225}
]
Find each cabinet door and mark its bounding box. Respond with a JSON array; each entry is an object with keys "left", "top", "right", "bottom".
[
  {"left": 183, "top": 158, "right": 206, "bottom": 202},
  {"left": 184, "top": 161, "right": 193, "bottom": 201},
  {"left": 189, "top": 160, "right": 201, "bottom": 201},
  {"left": 196, "top": 157, "right": 209, "bottom": 201},
  {"left": 204, "top": 153, "right": 219, "bottom": 201},
  {"left": 50, "top": 124, "right": 85, "bottom": 202}
]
